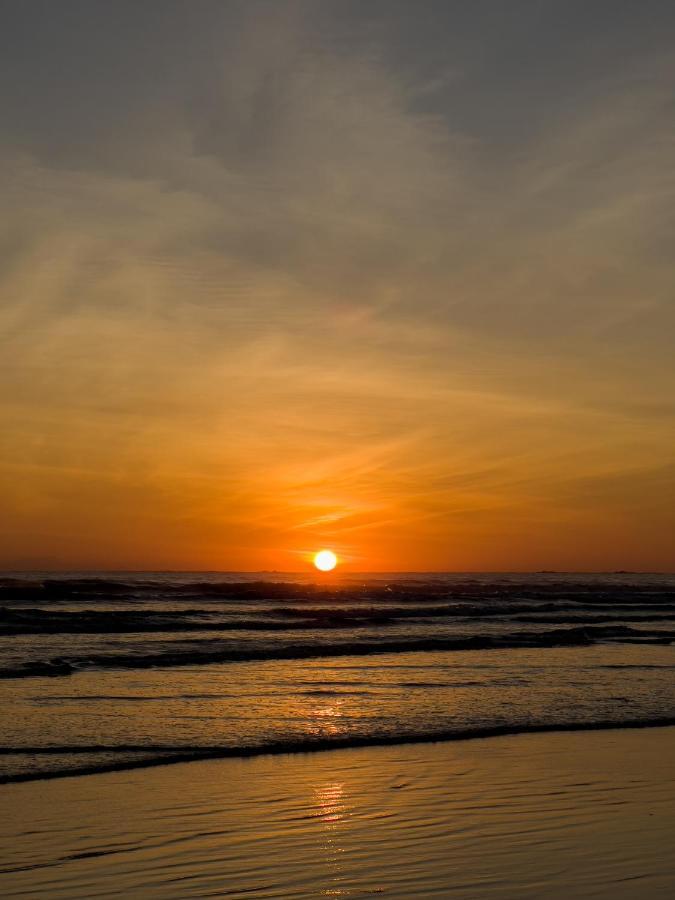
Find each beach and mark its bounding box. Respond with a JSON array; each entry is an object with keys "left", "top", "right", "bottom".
[
  {"left": 4, "top": 0, "right": 675, "bottom": 894},
  {"left": 3, "top": 725, "right": 675, "bottom": 898},
  {"left": 3, "top": 573, "right": 675, "bottom": 896}
]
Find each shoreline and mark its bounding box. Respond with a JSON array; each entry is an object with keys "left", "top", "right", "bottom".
[
  {"left": 4, "top": 725, "right": 675, "bottom": 898},
  {"left": 4, "top": 716, "right": 675, "bottom": 785}
]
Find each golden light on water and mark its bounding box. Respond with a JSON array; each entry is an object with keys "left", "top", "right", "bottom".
[{"left": 314, "top": 550, "right": 338, "bottom": 572}]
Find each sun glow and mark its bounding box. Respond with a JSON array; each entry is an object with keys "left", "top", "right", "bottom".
[{"left": 314, "top": 549, "right": 338, "bottom": 572}]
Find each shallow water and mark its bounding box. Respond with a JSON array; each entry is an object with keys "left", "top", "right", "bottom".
[
  {"left": 1, "top": 572, "right": 675, "bottom": 780},
  {"left": 3, "top": 727, "right": 675, "bottom": 898}
]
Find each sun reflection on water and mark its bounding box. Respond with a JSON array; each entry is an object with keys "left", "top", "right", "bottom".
[
  {"left": 316, "top": 781, "right": 346, "bottom": 825},
  {"left": 307, "top": 699, "right": 347, "bottom": 737},
  {"left": 314, "top": 781, "right": 350, "bottom": 896}
]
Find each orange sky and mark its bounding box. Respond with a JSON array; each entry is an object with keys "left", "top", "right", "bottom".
[{"left": 1, "top": 3, "right": 674, "bottom": 571}]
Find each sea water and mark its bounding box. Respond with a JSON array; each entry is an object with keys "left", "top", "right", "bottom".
[{"left": 1, "top": 572, "right": 675, "bottom": 781}]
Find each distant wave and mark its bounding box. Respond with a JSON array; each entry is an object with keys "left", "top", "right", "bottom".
[
  {"left": 2, "top": 624, "right": 673, "bottom": 679},
  {"left": 2, "top": 575, "right": 674, "bottom": 679},
  {"left": 3, "top": 717, "right": 675, "bottom": 784},
  {"left": 3, "top": 574, "right": 675, "bottom": 601},
  {"left": 4, "top": 605, "right": 675, "bottom": 636}
]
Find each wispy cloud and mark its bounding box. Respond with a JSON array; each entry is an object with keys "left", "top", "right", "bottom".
[{"left": 1, "top": 2, "right": 674, "bottom": 569}]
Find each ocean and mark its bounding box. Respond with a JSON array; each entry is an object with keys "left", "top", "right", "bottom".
[{"left": 2, "top": 572, "right": 675, "bottom": 782}]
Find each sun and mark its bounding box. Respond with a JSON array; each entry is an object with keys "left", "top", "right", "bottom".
[{"left": 314, "top": 549, "right": 338, "bottom": 572}]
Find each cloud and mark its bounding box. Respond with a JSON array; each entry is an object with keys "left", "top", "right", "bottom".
[{"left": 1, "top": 2, "right": 674, "bottom": 568}]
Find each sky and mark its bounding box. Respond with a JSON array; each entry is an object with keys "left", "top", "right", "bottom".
[{"left": 1, "top": 0, "right": 674, "bottom": 572}]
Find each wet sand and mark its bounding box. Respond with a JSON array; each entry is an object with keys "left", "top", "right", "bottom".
[{"left": 3, "top": 726, "right": 675, "bottom": 898}]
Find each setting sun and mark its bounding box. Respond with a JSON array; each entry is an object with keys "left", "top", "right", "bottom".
[{"left": 313, "top": 550, "right": 338, "bottom": 572}]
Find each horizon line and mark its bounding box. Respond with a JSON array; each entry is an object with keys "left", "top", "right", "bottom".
[{"left": 2, "top": 568, "right": 673, "bottom": 576}]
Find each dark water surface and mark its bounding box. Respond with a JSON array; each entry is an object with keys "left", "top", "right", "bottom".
[{"left": 1, "top": 572, "right": 674, "bottom": 781}]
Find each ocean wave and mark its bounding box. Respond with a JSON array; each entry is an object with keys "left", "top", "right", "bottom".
[
  {"left": 3, "top": 717, "right": 675, "bottom": 784},
  {"left": 3, "top": 575, "right": 674, "bottom": 603},
  {"left": 2, "top": 606, "right": 671, "bottom": 637},
  {"left": 1, "top": 624, "right": 672, "bottom": 679},
  {"left": 3, "top": 606, "right": 675, "bottom": 636}
]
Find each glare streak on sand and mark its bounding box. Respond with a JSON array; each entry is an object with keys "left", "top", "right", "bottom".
[{"left": 2, "top": 728, "right": 675, "bottom": 898}]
